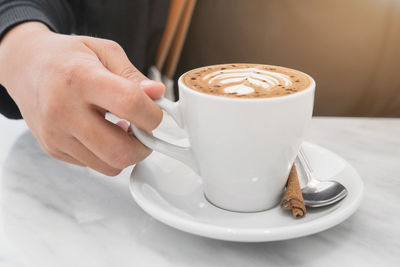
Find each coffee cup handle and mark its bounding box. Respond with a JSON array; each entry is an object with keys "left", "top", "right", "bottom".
[{"left": 130, "top": 97, "right": 199, "bottom": 174}]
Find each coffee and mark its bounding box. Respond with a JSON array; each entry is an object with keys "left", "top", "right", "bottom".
[{"left": 182, "top": 63, "right": 311, "bottom": 98}]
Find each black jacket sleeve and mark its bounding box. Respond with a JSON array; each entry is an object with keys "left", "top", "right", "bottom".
[{"left": 0, "top": 0, "right": 74, "bottom": 119}]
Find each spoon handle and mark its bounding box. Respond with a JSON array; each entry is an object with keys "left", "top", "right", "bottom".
[
  {"left": 299, "top": 147, "right": 313, "bottom": 173},
  {"left": 297, "top": 147, "right": 314, "bottom": 183}
]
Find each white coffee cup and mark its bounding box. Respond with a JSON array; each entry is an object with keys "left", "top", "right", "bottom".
[{"left": 131, "top": 71, "right": 315, "bottom": 212}]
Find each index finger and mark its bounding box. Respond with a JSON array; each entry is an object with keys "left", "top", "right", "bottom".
[
  {"left": 79, "top": 36, "right": 165, "bottom": 100},
  {"left": 81, "top": 68, "right": 163, "bottom": 132}
]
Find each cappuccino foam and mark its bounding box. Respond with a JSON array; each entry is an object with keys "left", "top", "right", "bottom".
[{"left": 182, "top": 64, "right": 311, "bottom": 98}]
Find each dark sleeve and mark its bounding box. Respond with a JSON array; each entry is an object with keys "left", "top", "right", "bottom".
[{"left": 0, "top": 0, "right": 75, "bottom": 119}]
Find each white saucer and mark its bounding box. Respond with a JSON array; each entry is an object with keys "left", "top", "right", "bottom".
[{"left": 130, "top": 142, "right": 363, "bottom": 242}]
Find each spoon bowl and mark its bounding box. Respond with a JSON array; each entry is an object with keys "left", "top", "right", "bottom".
[{"left": 298, "top": 148, "right": 347, "bottom": 207}]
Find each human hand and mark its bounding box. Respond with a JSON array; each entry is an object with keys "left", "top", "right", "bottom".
[{"left": 0, "top": 22, "right": 165, "bottom": 176}]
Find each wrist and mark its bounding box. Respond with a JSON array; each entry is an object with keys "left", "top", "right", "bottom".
[
  {"left": 0, "top": 22, "right": 50, "bottom": 86},
  {"left": 1, "top": 22, "right": 50, "bottom": 46}
]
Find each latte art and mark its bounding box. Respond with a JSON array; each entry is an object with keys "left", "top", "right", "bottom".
[
  {"left": 182, "top": 64, "right": 311, "bottom": 98},
  {"left": 202, "top": 67, "right": 293, "bottom": 95}
]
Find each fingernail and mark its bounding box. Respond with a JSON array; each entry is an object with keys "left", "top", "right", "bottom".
[{"left": 139, "top": 79, "right": 162, "bottom": 88}]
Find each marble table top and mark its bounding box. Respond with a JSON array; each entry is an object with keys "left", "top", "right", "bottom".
[{"left": 0, "top": 114, "right": 399, "bottom": 267}]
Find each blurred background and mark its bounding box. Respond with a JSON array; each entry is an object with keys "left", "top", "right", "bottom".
[{"left": 175, "top": 0, "right": 400, "bottom": 117}]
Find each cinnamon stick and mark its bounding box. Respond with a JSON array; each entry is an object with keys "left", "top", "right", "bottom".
[{"left": 280, "top": 164, "right": 306, "bottom": 218}]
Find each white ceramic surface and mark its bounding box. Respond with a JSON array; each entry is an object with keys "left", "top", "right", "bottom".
[
  {"left": 1, "top": 115, "right": 399, "bottom": 267},
  {"left": 130, "top": 142, "right": 363, "bottom": 242},
  {"left": 131, "top": 68, "right": 315, "bottom": 212}
]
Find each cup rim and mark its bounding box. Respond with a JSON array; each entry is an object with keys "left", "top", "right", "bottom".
[{"left": 177, "top": 64, "right": 316, "bottom": 102}]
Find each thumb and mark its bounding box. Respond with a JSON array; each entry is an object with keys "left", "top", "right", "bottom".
[
  {"left": 139, "top": 80, "right": 165, "bottom": 99},
  {"left": 79, "top": 36, "right": 165, "bottom": 99}
]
